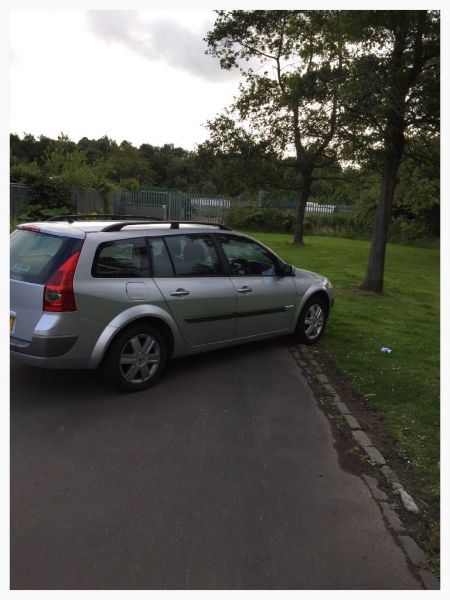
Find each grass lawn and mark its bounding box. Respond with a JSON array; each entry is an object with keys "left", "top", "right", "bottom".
[{"left": 244, "top": 231, "right": 440, "bottom": 507}]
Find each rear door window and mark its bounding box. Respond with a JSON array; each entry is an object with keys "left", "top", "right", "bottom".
[
  {"left": 10, "top": 229, "right": 83, "bottom": 284},
  {"left": 92, "top": 238, "right": 149, "bottom": 278},
  {"left": 164, "top": 235, "right": 224, "bottom": 276},
  {"left": 148, "top": 238, "right": 174, "bottom": 277}
]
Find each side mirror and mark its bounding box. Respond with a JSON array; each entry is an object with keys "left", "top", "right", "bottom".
[
  {"left": 285, "top": 263, "right": 295, "bottom": 276},
  {"left": 278, "top": 262, "right": 294, "bottom": 276}
]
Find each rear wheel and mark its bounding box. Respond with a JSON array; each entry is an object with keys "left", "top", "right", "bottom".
[
  {"left": 294, "top": 296, "right": 328, "bottom": 345},
  {"left": 102, "top": 323, "right": 168, "bottom": 392}
]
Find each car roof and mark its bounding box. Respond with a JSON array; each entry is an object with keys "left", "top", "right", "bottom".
[{"left": 16, "top": 221, "right": 236, "bottom": 238}]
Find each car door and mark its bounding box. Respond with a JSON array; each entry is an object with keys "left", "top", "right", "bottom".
[
  {"left": 216, "top": 234, "right": 297, "bottom": 339},
  {"left": 149, "top": 235, "right": 237, "bottom": 347}
]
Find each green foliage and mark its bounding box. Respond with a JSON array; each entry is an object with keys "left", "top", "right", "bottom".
[
  {"left": 206, "top": 9, "right": 440, "bottom": 279},
  {"left": 340, "top": 10, "right": 439, "bottom": 164},
  {"left": 10, "top": 130, "right": 439, "bottom": 242},
  {"left": 10, "top": 133, "right": 57, "bottom": 166},
  {"left": 104, "top": 140, "right": 156, "bottom": 188},
  {"left": 206, "top": 10, "right": 349, "bottom": 242},
  {"left": 228, "top": 207, "right": 290, "bottom": 232},
  {"left": 393, "top": 138, "right": 440, "bottom": 236},
  {"left": 77, "top": 135, "right": 118, "bottom": 163},
  {"left": 10, "top": 161, "right": 43, "bottom": 184},
  {"left": 340, "top": 11, "right": 439, "bottom": 289},
  {"left": 206, "top": 11, "right": 347, "bottom": 163},
  {"left": 389, "top": 217, "right": 433, "bottom": 243},
  {"left": 229, "top": 205, "right": 434, "bottom": 242},
  {"left": 16, "top": 204, "right": 71, "bottom": 223},
  {"left": 11, "top": 158, "right": 73, "bottom": 213},
  {"left": 44, "top": 143, "right": 99, "bottom": 188}
]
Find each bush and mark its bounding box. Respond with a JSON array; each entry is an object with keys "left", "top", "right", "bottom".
[
  {"left": 303, "top": 213, "right": 357, "bottom": 236},
  {"left": 11, "top": 163, "right": 74, "bottom": 214},
  {"left": 227, "top": 207, "right": 361, "bottom": 236},
  {"left": 15, "top": 204, "right": 71, "bottom": 225},
  {"left": 226, "top": 205, "right": 436, "bottom": 243},
  {"left": 227, "top": 207, "right": 296, "bottom": 233},
  {"left": 389, "top": 216, "right": 432, "bottom": 243}
]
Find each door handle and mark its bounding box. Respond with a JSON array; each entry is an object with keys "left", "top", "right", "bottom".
[
  {"left": 170, "top": 288, "right": 190, "bottom": 297},
  {"left": 237, "top": 286, "right": 253, "bottom": 294}
]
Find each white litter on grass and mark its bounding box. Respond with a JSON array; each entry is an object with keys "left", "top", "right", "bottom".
[{"left": 381, "top": 347, "right": 392, "bottom": 354}]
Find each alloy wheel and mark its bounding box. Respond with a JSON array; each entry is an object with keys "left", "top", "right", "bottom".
[
  {"left": 119, "top": 334, "right": 161, "bottom": 384},
  {"left": 304, "top": 303, "right": 325, "bottom": 340}
]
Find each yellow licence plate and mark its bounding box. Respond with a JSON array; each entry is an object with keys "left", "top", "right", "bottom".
[{"left": 10, "top": 316, "right": 15, "bottom": 332}]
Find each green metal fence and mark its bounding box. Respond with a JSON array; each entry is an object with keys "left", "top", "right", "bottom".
[
  {"left": 112, "top": 189, "right": 236, "bottom": 222},
  {"left": 111, "top": 189, "right": 353, "bottom": 224},
  {"left": 72, "top": 188, "right": 104, "bottom": 213},
  {"left": 10, "top": 184, "right": 104, "bottom": 216},
  {"left": 11, "top": 183, "right": 353, "bottom": 223},
  {"left": 10, "top": 184, "right": 30, "bottom": 217}
]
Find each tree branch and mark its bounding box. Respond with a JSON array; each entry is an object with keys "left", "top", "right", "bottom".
[
  {"left": 311, "top": 171, "right": 367, "bottom": 182},
  {"left": 275, "top": 13, "right": 287, "bottom": 93},
  {"left": 234, "top": 39, "right": 277, "bottom": 62},
  {"left": 405, "top": 11, "right": 426, "bottom": 89},
  {"left": 314, "top": 17, "right": 342, "bottom": 156}
]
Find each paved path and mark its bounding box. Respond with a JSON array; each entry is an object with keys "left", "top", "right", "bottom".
[{"left": 10, "top": 339, "right": 421, "bottom": 589}]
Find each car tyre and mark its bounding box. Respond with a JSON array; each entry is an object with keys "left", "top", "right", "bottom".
[
  {"left": 102, "top": 323, "right": 168, "bottom": 392},
  {"left": 294, "top": 295, "right": 328, "bottom": 345}
]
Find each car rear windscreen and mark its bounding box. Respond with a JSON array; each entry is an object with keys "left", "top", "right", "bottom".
[{"left": 10, "top": 229, "right": 83, "bottom": 284}]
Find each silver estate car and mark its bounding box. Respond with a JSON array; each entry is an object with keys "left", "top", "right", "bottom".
[{"left": 10, "top": 217, "right": 334, "bottom": 392}]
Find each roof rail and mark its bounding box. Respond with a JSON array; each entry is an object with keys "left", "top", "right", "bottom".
[
  {"left": 45, "top": 214, "right": 163, "bottom": 223},
  {"left": 101, "top": 220, "right": 232, "bottom": 232}
]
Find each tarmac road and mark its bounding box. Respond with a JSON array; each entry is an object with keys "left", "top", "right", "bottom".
[{"left": 10, "top": 338, "right": 421, "bottom": 589}]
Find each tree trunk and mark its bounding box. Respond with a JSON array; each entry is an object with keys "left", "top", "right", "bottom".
[
  {"left": 293, "top": 170, "right": 313, "bottom": 244},
  {"left": 359, "top": 12, "right": 428, "bottom": 293},
  {"left": 360, "top": 140, "right": 404, "bottom": 292}
]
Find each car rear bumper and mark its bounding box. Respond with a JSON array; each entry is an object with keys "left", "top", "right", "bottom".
[
  {"left": 10, "top": 334, "right": 78, "bottom": 357},
  {"left": 9, "top": 334, "right": 92, "bottom": 369},
  {"left": 9, "top": 311, "right": 106, "bottom": 369}
]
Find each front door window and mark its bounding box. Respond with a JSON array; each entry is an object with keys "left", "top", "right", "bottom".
[{"left": 219, "top": 236, "right": 278, "bottom": 277}]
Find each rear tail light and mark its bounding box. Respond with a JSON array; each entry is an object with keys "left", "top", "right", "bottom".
[
  {"left": 18, "top": 225, "right": 41, "bottom": 232},
  {"left": 44, "top": 251, "right": 81, "bottom": 312}
]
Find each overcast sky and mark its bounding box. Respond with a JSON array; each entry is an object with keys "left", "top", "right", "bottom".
[{"left": 10, "top": 10, "right": 241, "bottom": 149}]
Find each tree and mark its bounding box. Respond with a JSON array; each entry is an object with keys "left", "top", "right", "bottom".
[
  {"left": 197, "top": 136, "right": 284, "bottom": 197},
  {"left": 77, "top": 135, "right": 118, "bottom": 164},
  {"left": 206, "top": 10, "right": 346, "bottom": 243},
  {"left": 104, "top": 140, "right": 156, "bottom": 189},
  {"left": 393, "top": 136, "right": 440, "bottom": 237},
  {"left": 10, "top": 160, "right": 73, "bottom": 218},
  {"left": 43, "top": 135, "right": 99, "bottom": 188},
  {"left": 342, "top": 10, "right": 439, "bottom": 291},
  {"left": 10, "top": 133, "right": 56, "bottom": 166},
  {"left": 139, "top": 143, "right": 195, "bottom": 189}
]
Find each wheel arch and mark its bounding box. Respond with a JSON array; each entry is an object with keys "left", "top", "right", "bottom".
[
  {"left": 298, "top": 288, "right": 331, "bottom": 318},
  {"left": 109, "top": 316, "right": 175, "bottom": 358},
  {"left": 89, "top": 309, "right": 179, "bottom": 369}
]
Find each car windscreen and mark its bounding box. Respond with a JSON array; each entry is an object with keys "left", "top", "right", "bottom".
[{"left": 10, "top": 229, "right": 83, "bottom": 284}]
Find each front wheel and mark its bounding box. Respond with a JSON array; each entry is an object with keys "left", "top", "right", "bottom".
[
  {"left": 294, "top": 296, "right": 328, "bottom": 345},
  {"left": 102, "top": 324, "right": 168, "bottom": 392}
]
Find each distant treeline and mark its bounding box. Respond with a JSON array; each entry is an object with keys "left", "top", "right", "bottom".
[{"left": 10, "top": 132, "right": 439, "bottom": 238}]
